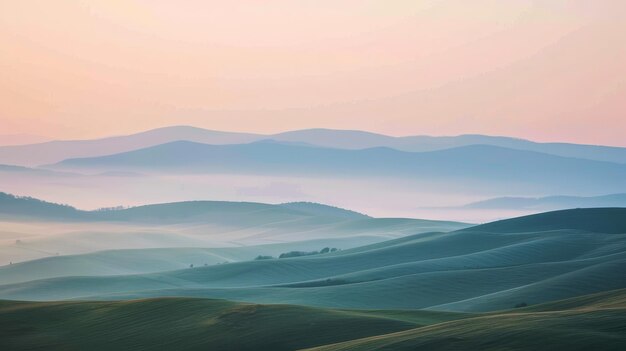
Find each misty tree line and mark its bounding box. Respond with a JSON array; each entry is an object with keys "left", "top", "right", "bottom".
[
  {"left": 186, "top": 247, "right": 341, "bottom": 268},
  {"left": 255, "top": 247, "right": 340, "bottom": 261}
]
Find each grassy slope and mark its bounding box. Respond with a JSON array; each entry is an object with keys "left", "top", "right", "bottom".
[
  {"left": 0, "top": 215, "right": 466, "bottom": 269},
  {"left": 468, "top": 207, "right": 626, "bottom": 234},
  {"left": 0, "top": 298, "right": 466, "bottom": 351},
  {"left": 2, "top": 228, "right": 625, "bottom": 311},
  {"left": 0, "top": 191, "right": 467, "bottom": 229},
  {"left": 0, "top": 192, "right": 470, "bottom": 265},
  {"left": 0, "top": 236, "right": 385, "bottom": 285},
  {"left": 1, "top": 290, "right": 625, "bottom": 351},
  {"left": 0, "top": 215, "right": 467, "bottom": 266},
  {"left": 305, "top": 289, "right": 626, "bottom": 351},
  {"left": 1, "top": 208, "right": 624, "bottom": 312}
]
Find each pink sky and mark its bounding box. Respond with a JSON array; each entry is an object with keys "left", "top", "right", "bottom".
[{"left": 1, "top": 1, "right": 625, "bottom": 145}]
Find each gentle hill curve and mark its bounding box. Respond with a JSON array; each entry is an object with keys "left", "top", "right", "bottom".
[
  {"left": 0, "top": 191, "right": 470, "bottom": 265},
  {"left": 1, "top": 290, "right": 625, "bottom": 351},
  {"left": 305, "top": 289, "right": 626, "bottom": 351},
  {"left": 466, "top": 207, "right": 626, "bottom": 234},
  {"left": 279, "top": 202, "right": 369, "bottom": 219},
  {"left": 1, "top": 217, "right": 624, "bottom": 310},
  {"left": 0, "top": 298, "right": 464, "bottom": 351}
]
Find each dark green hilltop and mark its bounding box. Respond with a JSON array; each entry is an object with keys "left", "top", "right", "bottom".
[
  {"left": 468, "top": 207, "right": 626, "bottom": 234},
  {"left": 0, "top": 289, "right": 625, "bottom": 351}
]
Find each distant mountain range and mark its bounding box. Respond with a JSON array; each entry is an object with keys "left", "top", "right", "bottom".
[
  {"left": 1, "top": 125, "right": 625, "bottom": 166},
  {"left": 46, "top": 140, "right": 626, "bottom": 194},
  {"left": 1, "top": 126, "right": 624, "bottom": 221}
]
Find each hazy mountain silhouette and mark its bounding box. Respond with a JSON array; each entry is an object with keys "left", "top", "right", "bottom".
[
  {"left": 0, "top": 126, "right": 259, "bottom": 166},
  {"left": 273, "top": 129, "right": 626, "bottom": 163},
  {"left": 48, "top": 141, "right": 626, "bottom": 194},
  {"left": 0, "top": 164, "right": 76, "bottom": 177},
  {"left": 1, "top": 126, "right": 625, "bottom": 166}
]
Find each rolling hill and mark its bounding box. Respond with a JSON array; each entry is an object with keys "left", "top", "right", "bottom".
[
  {"left": 1, "top": 289, "right": 624, "bottom": 351},
  {"left": 1, "top": 208, "right": 624, "bottom": 312},
  {"left": 0, "top": 237, "right": 385, "bottom": 285},
  {"left": 305, "top": 289, "right": 626, "bottom": 351},
  {"left": 468, "top": 207, "right": 626, "bottom": 234},
  {"left": 0, "top": 191, "right": 453, "bottom": 226},
  {"left": 0, "top": 192, "right": 81, "bottom": 220},
  {"left": 0, "top": 192, "right": 469, "bottom": 265},
  {"left": 0, "top": 298, "right": 455, "bottom": 351},
  {"left": 279, "top": 202, "right": 369, "bottom": 219}
]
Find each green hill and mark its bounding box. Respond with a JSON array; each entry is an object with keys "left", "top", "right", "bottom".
[
  {"left": 0, "top": 191, "right": 463, "bottom": 229},
  {"left": 0, "top": 298, "right": 465, "bottom": 351},
  {"left": 467, "top": 207, "right": 626, "bottom": 234},
  {"left": 0, "top": 192, "right": 79, "bottom": 219},
  {"left": 0, "top": 236, "right": 384, "bottom": 285},
  {"left": 305, "top": 289, "right": 626, "bottom": 351},
  {"left": 1, "top": 209, "right": 624, "bottom": 311},
  {"left": 1, "top": 290, "right": 625, "bottom": 351},
  {"left": 279, "top": 202, "right": 369, "bottom": 219},
  {"left": 0, "top": 191, "right": 470, "bottom": 265}
]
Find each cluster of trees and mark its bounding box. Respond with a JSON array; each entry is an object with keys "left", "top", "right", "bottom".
[{"left": 254, "top": 247, "right": 339, "bottom": 261}]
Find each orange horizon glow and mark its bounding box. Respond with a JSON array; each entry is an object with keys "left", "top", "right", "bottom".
[{"left": 1, "top": 1, "right": 625, "bottom": 146}]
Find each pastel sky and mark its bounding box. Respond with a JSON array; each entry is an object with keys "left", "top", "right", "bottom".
[{"left": 1, "top": 1, "right": 625, "bottom": 145}]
